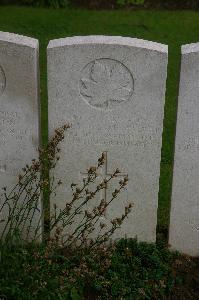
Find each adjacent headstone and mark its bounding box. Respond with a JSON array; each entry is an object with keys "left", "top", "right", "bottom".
[
  {"left": 48, "top": 36, "right": 168, "bottom": 242},
  {"left": 0, "top": 32, "right": 41, "bottom": 240},
  {"left": 169, "top": 43, "right": 199, "bottom": 256}
]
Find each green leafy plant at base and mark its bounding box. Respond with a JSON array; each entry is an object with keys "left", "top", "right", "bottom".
[{"left": 0, "top": 237, "right": 182, "bottom": 300}]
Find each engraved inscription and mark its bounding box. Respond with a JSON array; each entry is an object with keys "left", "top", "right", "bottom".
[
  {"left": 177, "top": 136, "right": 199, "bottom": 153},
  {"left": 79, "top": 59, "right": 134, "bottom": 109},
  {"left": 188, "top": 219, "right": 199, "bottom": 232},
  {"left": 0, "top": 110, "right": 31, "bottom": 176},
  {"left": 0, "top": 65, "right": 6, "bottom": 97},
  {"left": 0, "top": 158, "right": 24, "bottom": 176},
  {"left": 67, "top": 131, "right": 155, "bottom": 148},
  {"left": 187, "top": 204, "right": 199, "bottom": 232}
]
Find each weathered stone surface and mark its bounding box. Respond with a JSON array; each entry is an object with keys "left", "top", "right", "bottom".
[
  {"left": 0, "top": 32, "right": 40, "bottom": 240},
  {"left": 48, "top": 36, "right": 168, "bottom": 242},
  {"left": 169, "top": 43, "right": 199, "bottom": 256}
]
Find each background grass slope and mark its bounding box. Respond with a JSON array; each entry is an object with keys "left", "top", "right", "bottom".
[{"left": 0, "top": 6, "right": 199, "bottom": 235}]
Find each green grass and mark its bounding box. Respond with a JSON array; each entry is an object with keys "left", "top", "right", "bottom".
[{"left": 0, "top": 6, "right": 199, "bottom": 232}]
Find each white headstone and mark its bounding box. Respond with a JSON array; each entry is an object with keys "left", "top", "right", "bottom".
[
  {"left": 48, "top": 36, "right": 168, "bottom": 242},
  {"left": 169, "top": 43, "right": 199, "bottom": 256},
  {"left": 0, "top": 32, "right": 41, "bottom": 240}
]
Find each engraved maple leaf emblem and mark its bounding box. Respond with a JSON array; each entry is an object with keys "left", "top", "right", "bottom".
[{"left": 80, "top": 60, "right": 133, "bottom": 108}]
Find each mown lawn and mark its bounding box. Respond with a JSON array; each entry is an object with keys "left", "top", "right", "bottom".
[{"left": 0, "top": 6, "right": 199, "bottom": 233}]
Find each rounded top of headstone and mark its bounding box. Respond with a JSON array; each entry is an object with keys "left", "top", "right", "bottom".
[
  {"left": 182, "top": 42, "right": 199, "bottom": 55},
  {"left": 48, "top": 35, "right": 168, "bottom": 53},
  {"left": 0, "top": 31, "right": 38, "bottom": 48}
]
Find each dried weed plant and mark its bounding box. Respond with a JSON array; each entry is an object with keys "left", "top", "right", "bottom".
[{"left": 0, "top": 124, "right": 133, "bottom": 250}]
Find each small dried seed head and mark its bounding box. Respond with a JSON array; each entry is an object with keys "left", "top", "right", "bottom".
[
  {"left": 88, "top": 166, "right": 97, "bottom": 173},
  {"left": 76, "top": 187, "right": 81, "bottom": 193}
]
